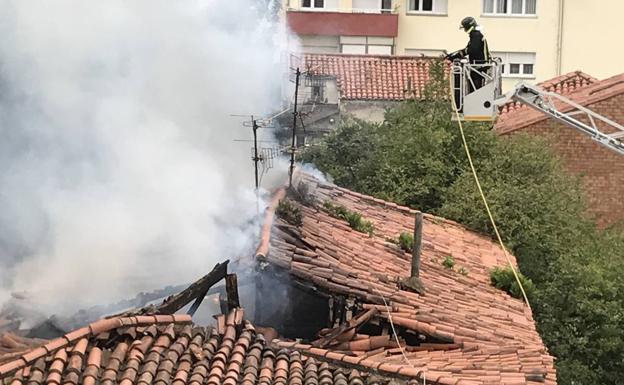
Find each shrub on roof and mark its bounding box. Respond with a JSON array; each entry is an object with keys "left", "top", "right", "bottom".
[
  {"left": 323, "top": 201, "right": 374, "bottom": 237},
  {"left": 397, "top": 231, "right": 414, "bottom": 253},
  {"left": 276, "top": 198, "right": 302, "bottom": 227},
  {"left": 387, "top": 231, "right": 414, "bottom": 253},
  {"left": 441, "top": 255, "right": 455, "bottom": 269},
  {"left": 490, "top": 266, "right": 536, "bottom": 301}
]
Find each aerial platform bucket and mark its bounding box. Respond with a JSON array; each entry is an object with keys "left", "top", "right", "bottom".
[{"left": 450, "top": 59, "right": 503, "bottom": 122}]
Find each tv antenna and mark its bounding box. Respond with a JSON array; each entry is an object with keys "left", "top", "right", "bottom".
[
  {"left": 231, "top": 112, "right": 288, "bottom": 192},
  {"left": 286, "top": 53, "right": 323, "bottom": 188}
]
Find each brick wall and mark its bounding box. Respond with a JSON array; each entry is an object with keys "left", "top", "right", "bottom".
[{"left": 500, "top": 93, "right": 624, "bottom": 228}]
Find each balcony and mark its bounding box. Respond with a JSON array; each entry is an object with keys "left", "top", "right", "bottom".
[{"left": 286, "top": 9, "right": 399, "bottom": 37}]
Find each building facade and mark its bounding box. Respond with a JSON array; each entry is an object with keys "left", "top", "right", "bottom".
[
  {"left": 284, "top": 0, "right": 624, "bottom": 90},
  {"left": 496, "top": 72, "right": 624, "bottom": 228}
]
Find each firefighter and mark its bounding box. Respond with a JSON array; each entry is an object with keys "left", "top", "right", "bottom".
[{"left": 446, "top": 16, "right": 490, "bottom": 91}]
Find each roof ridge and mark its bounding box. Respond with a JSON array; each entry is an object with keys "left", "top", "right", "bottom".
[
  {"left": 327, "top": 179, "right": 501, "bottom": 237},
  {"left": 255, "top": 172, "right": 510, "bottom": 260},
  {"left": 303, "top": 52, "right": 439, "bottom": 61},
  {"left": 255, "top": 187, "right": 287, "bottom": 259},
  {"left": 0, "top": 314, "right": 192, "bottom": 377},
  {"left": 538, "top": 70, "right": 597, "bottom": 86}
]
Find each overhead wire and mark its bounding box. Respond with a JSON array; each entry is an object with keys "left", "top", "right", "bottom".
[{"left": 373, "top": 287, "right": 426, "bottom": 385}]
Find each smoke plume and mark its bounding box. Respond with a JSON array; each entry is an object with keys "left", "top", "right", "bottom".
[{"left": 0, "top": 0, "right": 288, "bottom": 315}]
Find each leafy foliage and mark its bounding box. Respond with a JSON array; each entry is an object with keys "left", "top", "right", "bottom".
[
  {"left": 490, "top": 266, "right": 536, "bottom": 301},
  {"left": 276, "top": 198, "right": 302, "bottom": 227},
  {"left": 300, "top": 59, "right": 624, "bottom": 384},
  {"left": 323, "top": 201, "right": 374, "bottom": 236},
  {"left": 441, "top": 256, "right": 455, "bottom": 269},
  {"left": 398, "top": 232, "right": 414, "bottom": 253},
  {"left": 438, "top": 134, "right": 588, "bottom": 282}
]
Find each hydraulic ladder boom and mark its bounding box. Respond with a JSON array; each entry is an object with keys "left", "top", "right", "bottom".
[
  {"left": 450, "top": 60, "right": 624, "bottom": 156},
  {"left": 500, "top": 82, "right": 624, "bottom": 156}
]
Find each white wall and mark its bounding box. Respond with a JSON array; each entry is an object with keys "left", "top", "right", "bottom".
[{"left": 560, "top": 0, "right": 624, "bottom": 79}]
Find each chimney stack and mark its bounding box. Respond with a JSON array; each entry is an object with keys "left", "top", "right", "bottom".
[
  {"left": 400, "top": 211, "right": 425, "bottom": 294},
  {"left": 411, "top": 211, "right": 423, "bottom": 278}
]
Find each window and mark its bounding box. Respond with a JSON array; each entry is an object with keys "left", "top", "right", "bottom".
[
  {"left": 483, "top": 0, "right": 536, "bottom": 15},
  {"left": 494, "top": 52, "right": 535, "bottom": 77},
  {"left": 342, "top": 44, "right": 367, "bottom": 54},
  {"left": 340, "top": 36, "right": 393, "bottom": 55},
  {"left": 302, "top": 0, "right": 325, "bottom": 8},
  {"left": 352, "top": 0, "right": 391, "bottom": 13},
  {"left": 311, "top": 85, "right": 324, "bottom": 100},
  {"left": 341, "top": 44, "right": 392, "bottom": 55},
  {"left": 407, "top": 0, "right": 448, "bottom": 14},
  {"left": 368, "top": 45, "right": 392, "bottom": 55}
]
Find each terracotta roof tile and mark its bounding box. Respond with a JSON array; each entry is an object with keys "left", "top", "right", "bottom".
[
  {"left": 255, "top": 172, "right": 557, "bottom": 384},
  {"left": 303, "top": 53, "right": 447, "bottom": 101},
  {"left": 0, "top": 309, "right": 388, "bottom": 385}
]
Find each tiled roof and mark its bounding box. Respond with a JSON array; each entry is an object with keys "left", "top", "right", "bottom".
[
  {"left": 0, "top": 314, "right": 193, "bottom": 379},
  {"left": 533, "top": 71, "right": 597, "bottom": 96},
  {"left": 0, "top": 333, "right": 46, "bottom": 365},
  {"left": 303, "top": 53, "right": 444, "bottom": 101},
  {"left": 0, "top": 310, "right": 397, "bottom": 385},
  {"left": 496, "top": 71, "right": 613, "bottom": 133},
  {"left": 256, "top": 173, "right": 557, "bottom": 385}
]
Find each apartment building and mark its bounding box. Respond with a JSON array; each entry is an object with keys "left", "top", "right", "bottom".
[{"left": 284, "top": 0, "right": 623, "bottom": 89}]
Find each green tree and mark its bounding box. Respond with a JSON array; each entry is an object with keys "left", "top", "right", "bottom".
[{"left": 438, "top": 134, "right": 588, "bottom": 281}]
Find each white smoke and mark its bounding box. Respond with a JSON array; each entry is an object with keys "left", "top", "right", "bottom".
[{"left": 0, "top": 0, "right": 289, "bottom": 315}]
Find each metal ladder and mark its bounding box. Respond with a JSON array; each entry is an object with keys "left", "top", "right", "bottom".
[{"left": 507, "top": 82, "right": 624, "bottom": 156}]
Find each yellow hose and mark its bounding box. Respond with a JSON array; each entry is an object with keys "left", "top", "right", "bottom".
[{"left": 449, "top": 72, "right": 532, "bottom": 309}]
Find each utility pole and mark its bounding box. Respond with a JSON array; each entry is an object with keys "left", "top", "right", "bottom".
[
  {"left": 289, "top": 67, "right": 301, "bottom": 188},
  {"left": 251, "top": 116, "right": 260, "bottom": 191}
]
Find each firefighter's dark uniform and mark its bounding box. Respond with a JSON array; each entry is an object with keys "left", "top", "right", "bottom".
[
  {"left": 447, "top": 17, "right": 491, "bottom": 110},
  {"left": 454, "top": 26, "right": 490, "bottom": 91}
]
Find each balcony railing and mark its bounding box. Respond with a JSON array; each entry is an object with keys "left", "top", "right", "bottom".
[
  {"left": 287, "top": 6, "right": 396, "bottom": 14},
  {"left": 286, "top": 9, "right": 399, "bottom": 37}
]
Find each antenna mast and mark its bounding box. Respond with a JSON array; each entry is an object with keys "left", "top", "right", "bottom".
[{"left": 289, "top": 67, "right": 301, "bottom": 188}]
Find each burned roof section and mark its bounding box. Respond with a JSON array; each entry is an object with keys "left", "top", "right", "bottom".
[{"left": 0, "top": 173, "right": 558, "bottom": 385}]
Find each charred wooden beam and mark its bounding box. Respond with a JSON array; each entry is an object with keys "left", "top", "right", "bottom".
[
  {"left": 155, "top": 260, "right": 229, "bottom": 315},
  {"left": 225, "top": 274, "right": 240, "bottom": 311},
  {"left": 312, "top": 308, "right": 378, "bottom": 348}
]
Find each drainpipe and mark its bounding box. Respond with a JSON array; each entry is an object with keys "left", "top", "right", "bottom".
[{"left": 556, "top": 0, "right": 565, "bottom": 75}]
